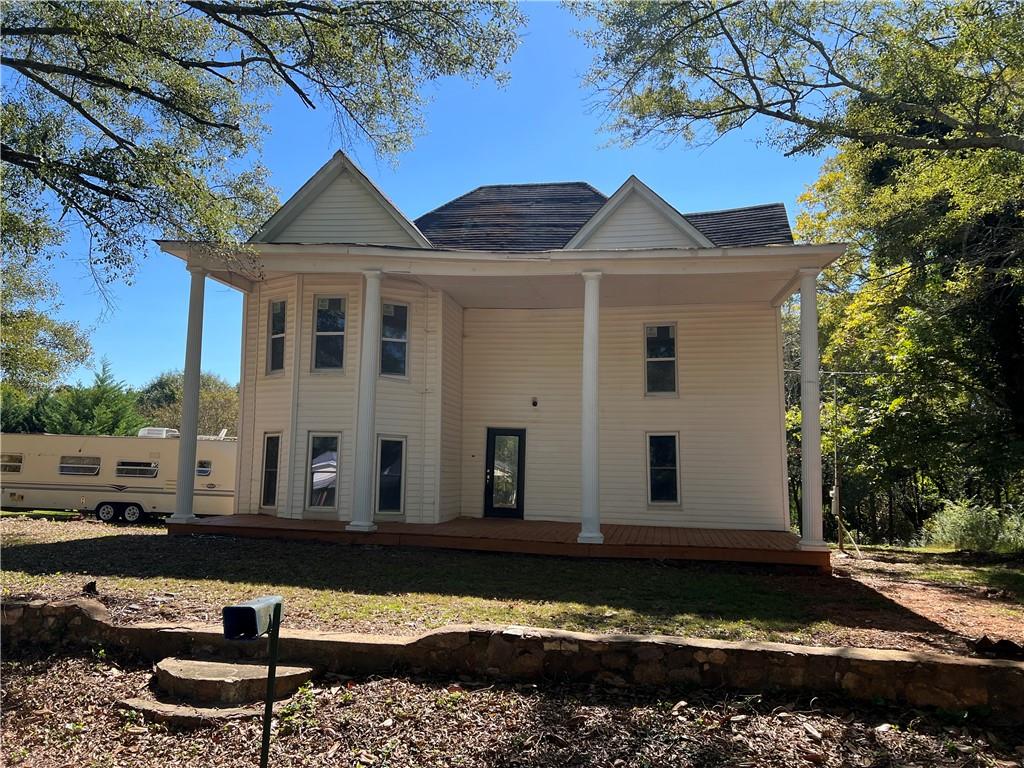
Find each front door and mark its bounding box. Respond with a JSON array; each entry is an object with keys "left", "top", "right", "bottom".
[{"left": 484, "top": 428, "right": 525, "bottom": 518}]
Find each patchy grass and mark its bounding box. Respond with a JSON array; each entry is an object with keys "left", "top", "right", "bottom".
[
  {"left": 4, "top": 650, "right": 1021, "bottom": 768},
  {"left": 4, "top": 518, "right": 1020, "bottom": 654},
  {"left": 0, "top": 509, "right": 81, "bottom": 521}
]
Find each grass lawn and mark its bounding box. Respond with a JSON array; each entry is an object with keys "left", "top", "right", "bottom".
[
  {"left": 0, "top": 509, "right": 81, "bottom": 521},
  {"left": 2, "top": 518, "right": 1020, "bottom": 654}
]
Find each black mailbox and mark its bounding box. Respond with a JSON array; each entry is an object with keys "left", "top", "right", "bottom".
[{"left": 222, "top": 595, "right": 284, "bottom": 640}]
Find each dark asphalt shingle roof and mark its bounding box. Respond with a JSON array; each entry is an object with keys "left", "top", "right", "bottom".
[
  {"left": 415, "top": 183, "right": 793, "bottom": 250},
  {"left": 683, "top": 203, "right": 794, "bottom": 247},
  {"left": 415, "top": 183, "right": 607, "bottom": 251}
]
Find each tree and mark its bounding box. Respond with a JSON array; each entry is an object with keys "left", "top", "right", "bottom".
[
  {"left": 42, "top": 360, "right": 145, "bottom": 435},
  {"left": 137, "top": 370, "right": 240, "bottom": 436},
  {"left": 1, "top": 203, "right": 91, "bottom": 390},
  {"left": 1, "top": 0, "right": 524, "bottom": 280},
  {"left": 574, "top": 1, "right": 1024, "bottom": 155}
]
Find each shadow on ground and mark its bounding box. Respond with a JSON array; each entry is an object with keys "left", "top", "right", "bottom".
[{"left": 1, "top": 526, "right": 960, "bottom": 643}]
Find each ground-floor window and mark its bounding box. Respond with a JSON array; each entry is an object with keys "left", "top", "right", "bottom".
[
  {"left": 261, "top": 434, "right": 281, "bottom": 508},
  {"left": 647, "top": 433, "right": 680, "bottom": 504},
  {"left": 377, "top": 436, "right": 405, "bottom": 514},
  {"left": 308, "top": 433, "right": 340, "bottom": 509}
]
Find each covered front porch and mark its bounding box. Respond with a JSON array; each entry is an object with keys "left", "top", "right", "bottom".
[{"left": 166, "top": 514, "right": 831, "bottom": 569}]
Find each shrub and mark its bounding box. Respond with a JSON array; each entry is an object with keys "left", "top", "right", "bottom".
[{"left": 921, "top": 499, "right": 1024, "bottom": 552}]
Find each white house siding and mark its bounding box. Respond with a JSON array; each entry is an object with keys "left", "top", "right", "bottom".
[
  {"left": 581, "top": 191, "right": 700, "bottom": 249},
  {"left": 438, "top": 293, "right": 464, "bottom": 520},
  {"left": 459, "top": 305, "right": 787, "bottom": 530},
  {"left": 461, "top": 309, "right": 584, "bottom": 521},
  {"left": 239, "top": 276, "right": 299, "bottom": 516},
  {"left": 270, "top": 169, "right": 420, "bottom": 246}
]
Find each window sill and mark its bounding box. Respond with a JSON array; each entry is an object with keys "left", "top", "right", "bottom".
[{"left": 644, "top": 391, "right": 679, "bottom": 399}]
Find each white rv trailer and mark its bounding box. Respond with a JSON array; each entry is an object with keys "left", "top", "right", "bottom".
[{"left": 0, "top": 431, "right": 237, "bottom": 522}]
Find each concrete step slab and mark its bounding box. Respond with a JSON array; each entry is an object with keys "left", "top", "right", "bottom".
[
  {"left": 118, "top": 697, "right": 260, "bottom": 729},
  {"left": 154, "top": 657, "right": 313, "bottom": 705}
]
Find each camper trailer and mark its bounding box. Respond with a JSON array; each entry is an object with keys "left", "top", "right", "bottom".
[{"left": 0, "top": 431, "right": 237, "bottom": 522}]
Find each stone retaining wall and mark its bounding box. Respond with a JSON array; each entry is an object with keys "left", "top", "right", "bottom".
[{"left": 4, "top": 598, "right": 1023, "bottom": 724}]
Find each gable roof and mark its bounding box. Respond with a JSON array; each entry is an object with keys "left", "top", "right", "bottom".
[
  {"left": 564, "top": 176, "right": 715, "bottom": 249},
  {"left": 251, "top": 151, "right": 431, "bottom": 247},
  {"left": 415, "top": 182, "right": 607, "bottom": 251}
]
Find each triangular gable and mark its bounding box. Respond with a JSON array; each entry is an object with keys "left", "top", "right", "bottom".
[
  {"left": 251, "top": 151, "right": 432, "bottom": 247},
  {"left": 563, "top": 176, "right": 714, "bottom": 250}
]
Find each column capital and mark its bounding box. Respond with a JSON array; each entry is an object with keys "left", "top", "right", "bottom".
[
  {"left": 799, "top": 267, "right": 821, "bottom": 278},
  {"left": 581, "top": 270, "right": 603, "bottom": 281},
  {"left": 362, "top": 269, "right": 383, "bottom": 280},
  {"left": 186, "top": 263, "right": 208, "bottom": 276}
]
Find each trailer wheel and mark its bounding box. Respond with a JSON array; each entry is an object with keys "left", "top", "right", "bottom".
[
  {"left": 96, "top": 503, "right": 119, "bottom": 523},
  {"left": 122, "top": 504, "right": 145, "bottom": 524}
]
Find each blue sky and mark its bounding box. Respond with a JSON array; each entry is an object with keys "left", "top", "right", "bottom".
[{"left": 53, "top": 2, "right": 826, "bottom": 388}]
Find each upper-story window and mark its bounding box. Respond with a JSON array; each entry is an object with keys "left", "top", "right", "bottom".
[
  {"left": 313, "top": 297, "right": 345, "bottom": 370},
  {"left": 644, "top": 323, "right": 677, "bottom": 394},
  {"left": 381, "top": 302, "right": 408, "bottom": 377},
  {"left": 267, "top": 300, "right": 286, "bottom": 373}
]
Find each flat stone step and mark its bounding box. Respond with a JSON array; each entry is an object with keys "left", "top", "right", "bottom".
[
  {"left": 154, "top": 657, "right": 313, "bottom": 705},
  {"left": 118, "top": 697, "right": 260, "bottom": 729}
]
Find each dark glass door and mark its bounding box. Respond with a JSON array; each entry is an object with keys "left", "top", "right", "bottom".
[{"left": 484, "top": 428, "right": 525, "bottom": 518}]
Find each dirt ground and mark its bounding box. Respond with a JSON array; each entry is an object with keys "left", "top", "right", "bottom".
[{"left": 2, "top": 651, "right": 1022, "bottom": 768}]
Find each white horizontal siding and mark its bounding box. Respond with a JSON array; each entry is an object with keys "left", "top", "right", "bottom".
[
  {"left": 459, "top": 305, "right": 786, "bottom": 529},
  {"left": 581, "top": 191, "right": 700, "bottom": 249},
  {"left": 271, "top": 169, "right": 419, "bottom": 246}
]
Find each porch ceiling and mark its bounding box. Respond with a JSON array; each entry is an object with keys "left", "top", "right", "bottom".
[{"left": 416, "top": 271, "right": 795, "bottom": 309}]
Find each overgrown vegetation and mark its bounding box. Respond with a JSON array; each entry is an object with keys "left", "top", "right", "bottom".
[{"left": 920, "top": 500, "right": 1024, "bottom": 553}]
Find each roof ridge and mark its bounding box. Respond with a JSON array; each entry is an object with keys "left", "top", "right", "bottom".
[{"left": 683, "top": 201, "right": 787, "bottom": 217}]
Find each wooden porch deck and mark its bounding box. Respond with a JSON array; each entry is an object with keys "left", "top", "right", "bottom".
[{"left": 167, "top": 515, "right": 831, "bottom": 569}]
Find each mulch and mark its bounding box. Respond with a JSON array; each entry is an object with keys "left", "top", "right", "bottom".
[{"left": 2, "top": 650, "right": 1022, "bottom": 768}]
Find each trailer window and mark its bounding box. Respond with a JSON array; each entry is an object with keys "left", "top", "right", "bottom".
[
  {"left": 196, "top": 460, "right": 212, "bottom": 477},
  {"left": 59, "top": 456, "right": 101, "bottom": 476},
  {"left": 1, "top": 453, "right": 23, "bottom": 473},
  {"left": 116, "top": 460, "right": 159, "bottom": 478}
]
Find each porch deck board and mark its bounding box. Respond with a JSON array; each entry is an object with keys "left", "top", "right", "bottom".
[{"left": 167, "top": 515, "right": 829, "bottom": 569}]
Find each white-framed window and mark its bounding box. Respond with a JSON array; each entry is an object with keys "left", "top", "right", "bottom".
[
  {"left": 312, "top": 296, "right": 346, "bottom": 370},
  {"left": 59, "top": 455, "right": 101, "bottom": 476},
  {"left": 647, "top": 433, "right": 680, "bottom": 504},
  {"left": 380, "top": 302, "right": 409, "bottom": 377},
  {"left": 196, "top": 460, "right": 212, "bottom": 477},
  {"left": 267, "top": 300, "right": 286, "bottom": 373},
  {"left": 307, "top": 432, "right": 340, "bottom": 510},
  {"left": 376, "top": 436, "right": 406, "bottom": 514},
  {"left": 1, "top": 453, "right": 23, "bottom": 473},
  {"left": 260, "top": 433, "right": 281, "bottom": 508},
  {"left": 115, "top": 460, "right": 159, "bottom": 478},
  {"left": 644, "top": 323, "right": 677, "bottom": 395}
]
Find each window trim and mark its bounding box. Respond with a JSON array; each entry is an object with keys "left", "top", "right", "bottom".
[
  {"left": 115, "top": 459, "right": 160, "bottom": 479},
  {"left": 643, "top": 322, "right": 678, "bottom": 397},
  {"left": 1, "top": 453, "right": 23, "bottom": 473},
  {"left": 380, "top": 301, "right": 410, "bottom": 379},
  {"left": 374, "top": 434, "right": 407, "bottom": 517},
  {"left": 305, "top": 431, "right": 341, "bottom": 511},
  {"left": 266, "top": 298, "right": 287, "bottom": 375},
  {"left": 645, "top": 432, "right": 681, "bottom": 506},
  {"left": 260, "top": 433, "right": 282, "bottom": 509},
  {"left": 59, "top": 455, "right": 102, "bottom": 476},
  {"left": 311, "top": 294, "right": 347, "bottom": 373}
]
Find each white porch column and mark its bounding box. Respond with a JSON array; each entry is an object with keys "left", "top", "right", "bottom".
[
  {"left": 578, "top": 271, "right": 603, "bottom": 544},
  {"left": 799, "top": 269, "right": 825, "bottom": 548},
  {"left": 348, "top": 269, "right": 382, "bottom": 532},
  {"left": 171, "top": 265, "right": 206, "bottom": 522}
]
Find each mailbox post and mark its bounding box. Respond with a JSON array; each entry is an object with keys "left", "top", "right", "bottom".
[{"left": 222, "top": 596, "right": 284, "bottom": 768}]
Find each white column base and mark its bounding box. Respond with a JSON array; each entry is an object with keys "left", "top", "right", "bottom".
[
  {"left": 577, "top": 531, "right": 604, "bottom": 544},
  {"left": 345, "top": 521, "right": 378, "bottom": 533},
  {"left": 167, "top": 514, "right": 199, "bottom": 523}
]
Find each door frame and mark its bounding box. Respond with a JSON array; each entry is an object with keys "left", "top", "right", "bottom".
[{"left": 483, "top": 427, "right": 526, "bottom": 519}]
